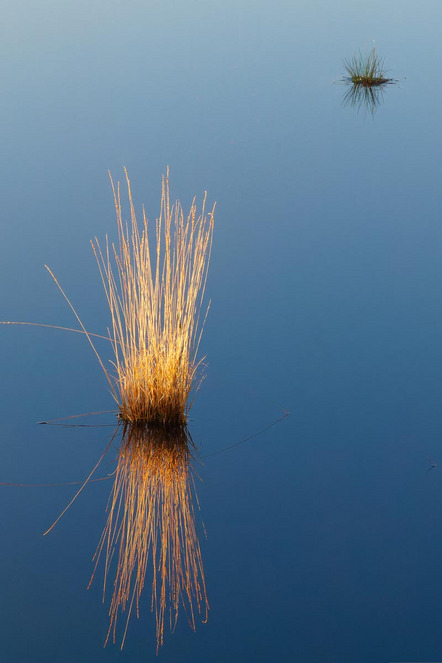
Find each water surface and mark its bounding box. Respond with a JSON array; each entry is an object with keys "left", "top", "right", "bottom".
[{"left": 2, "top": 1, "right": 442, "bottom": 661}]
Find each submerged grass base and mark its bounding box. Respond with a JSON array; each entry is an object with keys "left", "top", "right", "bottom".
[{"left": 349, "top": 74, "right": 390, "bottom": 87}]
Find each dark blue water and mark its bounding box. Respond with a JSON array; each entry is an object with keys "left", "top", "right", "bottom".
[{"left": 2, "top": 1, "right": 442, "bottom": 661}]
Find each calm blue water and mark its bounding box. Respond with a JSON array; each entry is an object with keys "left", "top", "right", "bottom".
[{"left": 2, "top": 1, "right": 442, "bottom": 661}]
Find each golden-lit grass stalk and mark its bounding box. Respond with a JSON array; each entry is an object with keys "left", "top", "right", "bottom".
[
  {"left": 89, "top": 422, "right": 208, "bottom": 651},
  {"left": 92, "top": 170, "right": 215, "bottom": 425}
]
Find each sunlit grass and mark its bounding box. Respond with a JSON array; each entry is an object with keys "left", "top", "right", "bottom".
[
  {"left": 1, "top": 170, "right": 215, "bottom": 428},
  {"left": 89, "top": 422, "right": 208, "bottom": 651},
  {"left": 92, "top": 170, "right": 215, "bottom": 426}
]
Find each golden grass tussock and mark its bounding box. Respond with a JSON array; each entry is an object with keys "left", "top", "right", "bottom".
[
  {"left": 89, "top": 422, "right": 208, "bottom": 651},
  {"left": 92, "top": 169, "right": 215, "bottom": 426}
]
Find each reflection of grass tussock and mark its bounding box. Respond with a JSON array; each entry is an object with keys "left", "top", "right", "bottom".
[
  {"left": 342, "top": 81, "right": 387, "bottom": 116},
  {"left": 92, "top": 170, "right": 215, "bottom": 426},
  {"left": 343, "top": 47, "right": 391, "bottom": 87},
  {"left": 90, "top": 422, "right": 208, "bottom": 651}
]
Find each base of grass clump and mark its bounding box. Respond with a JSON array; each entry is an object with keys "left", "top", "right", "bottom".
[
  {"left": 115, "top": 336, "right": 194, "bottom": 425},
  {"left": 118, "top": 411, "right": 189, "bottom": 426},
  {"left": 117, "top": 405, "right": 189, "bottom": 427},
  {"left": 349, "top": 74, "right": 390, "bottom": 87}
]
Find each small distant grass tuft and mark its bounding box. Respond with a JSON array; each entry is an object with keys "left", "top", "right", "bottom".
[{"left": 343, "top": 47, "right": 392, "bottom": 87}]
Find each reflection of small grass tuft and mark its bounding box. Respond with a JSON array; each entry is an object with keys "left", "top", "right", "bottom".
[{"left": 343, "top": 47, "right": 392, "bottom": 87}]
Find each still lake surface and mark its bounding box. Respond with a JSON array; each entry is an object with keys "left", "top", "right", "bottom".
[{"left": 2, "top": 1, "right": 442, "bottom": 661}]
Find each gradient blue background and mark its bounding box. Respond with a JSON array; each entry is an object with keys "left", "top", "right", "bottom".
[{"left": 1, "top": 1, "right": 442, "bottom": 661}]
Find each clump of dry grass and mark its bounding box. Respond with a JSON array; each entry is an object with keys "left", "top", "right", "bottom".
[
  {"left": 89, "top": 422, "right": 208, "bottom": 651},
  {"left": 1, "top": 170, "right": 214, "bottom": 426},
  {"left": 92, "top": 170, "right": 215, "bottom": 426}
]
